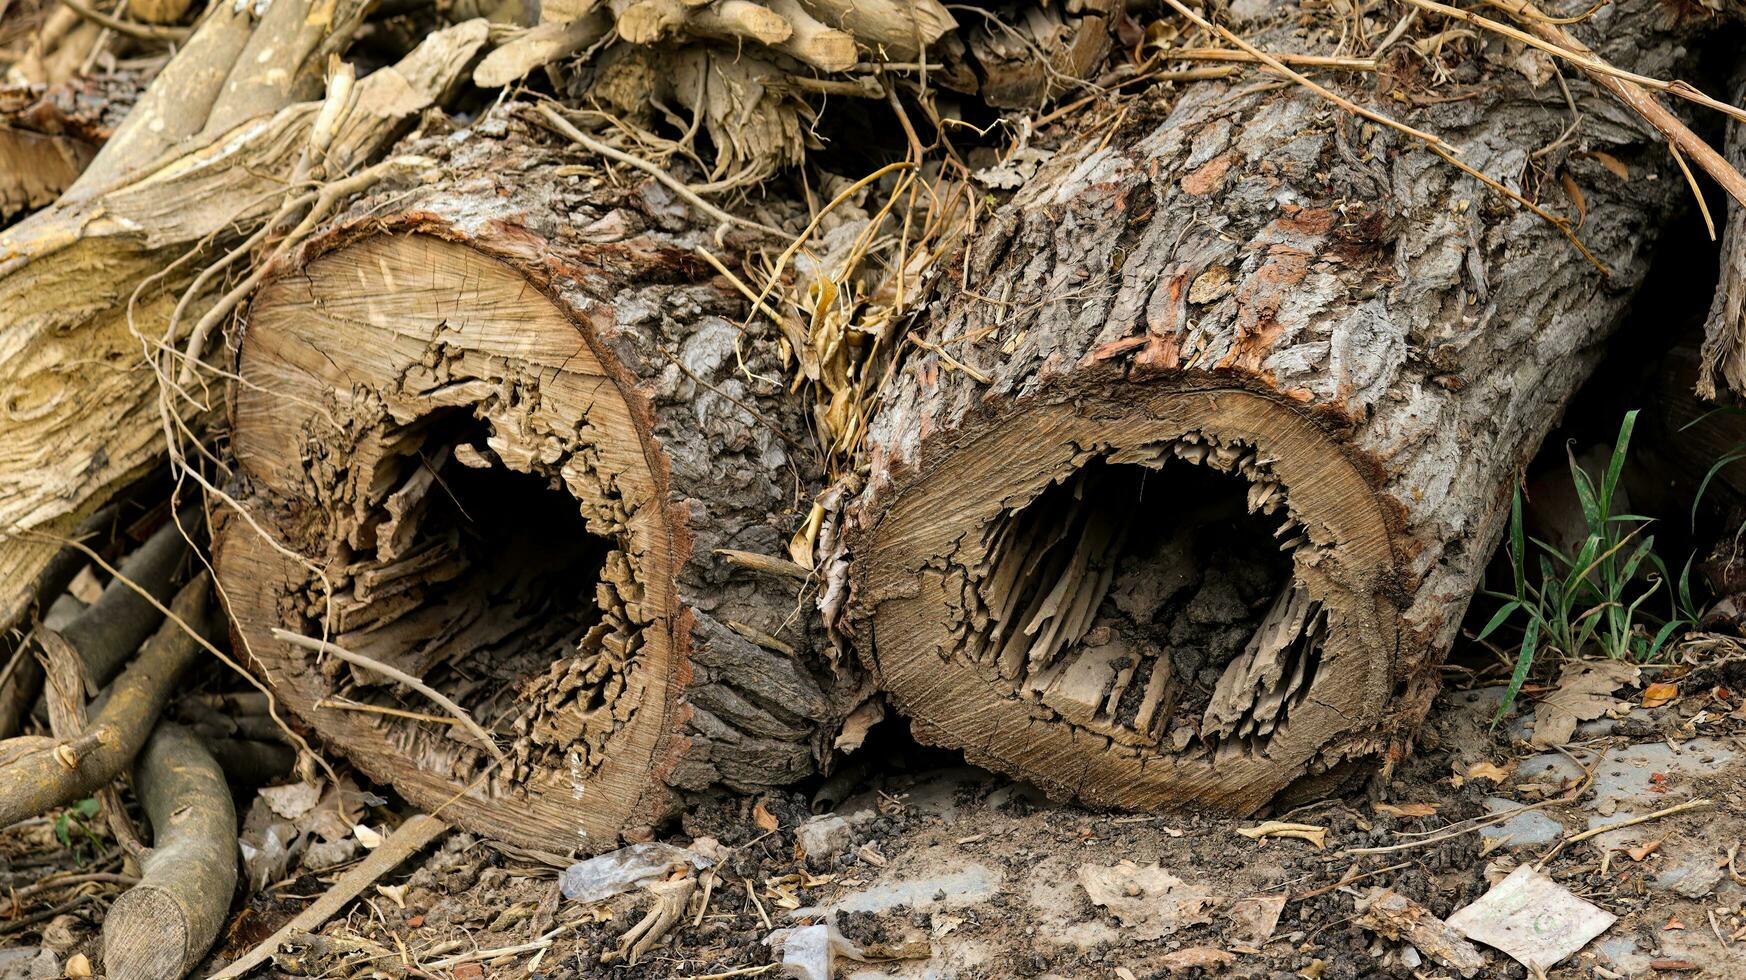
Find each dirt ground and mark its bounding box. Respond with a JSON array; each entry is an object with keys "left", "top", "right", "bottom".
[{"left": 2, "top": 651, "right": 1744, "bottom": 979}]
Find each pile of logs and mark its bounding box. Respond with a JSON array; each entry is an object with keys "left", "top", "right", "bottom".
[{"left": 3, "top": 0, "right": 1746, "bottom": 970}]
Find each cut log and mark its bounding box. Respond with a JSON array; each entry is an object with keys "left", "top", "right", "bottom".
[
  {"left": 104, "top": 723, "right": 238, "bottom": 980},
  {"left": 842, "top": 0, "right": 1696, "bottom": 813},
  {"left": 213, "top": 127, "right": 845, "bottom": 852}
]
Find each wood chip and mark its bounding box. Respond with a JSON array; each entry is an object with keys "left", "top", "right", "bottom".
[{"left": 1236, "top": 821, "right": 1328, "bottom": 849}]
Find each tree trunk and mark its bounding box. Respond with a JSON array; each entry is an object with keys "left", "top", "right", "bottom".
[
  {"left": 213, "top": 125, "right": 848, "bottom": 852},
  {"left": 842, "top": 0, "right": 1700, "bottom": 813},
  {"left": 0, "top": 7, "right": 483, "bottom": 641}
]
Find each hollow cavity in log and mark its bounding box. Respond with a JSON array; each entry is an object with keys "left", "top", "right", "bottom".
[
  {"left": 971, "top": 452, "right": 1326, "bottom": 761},
  {"left": 853, "top": 384, "right": 1399, "bottom": 813},
  {"left": 219, "top": 233, "right": 676, "bottom": 849}
]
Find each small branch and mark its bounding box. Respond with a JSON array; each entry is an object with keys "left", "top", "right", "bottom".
[
  {"left": 207, "top": 815, "right": 448, "bottom": 980},
  {"left": 56, "top": 0, "right": 189, "bottom": 41},
  {"left": 1563, "top": 797, "right": 1711, "bottom": 845},
  {"left": 270, "top": 629, "right": 508, "bottom": 768},
  {"left": 533, "top": 103, "right": 787, "bottom": 238},
  {"left": 1488, "top": 0, "right": 1746, "bottom": 211},
  {"left": 104, "top": 724, "right": 237, "bottom": 980},
  {"left": 0, "top": 576, "right": 213, "bottom": 829},
  {"left": 1169, "top": 47, "right": 1378, "bottom": 72}
]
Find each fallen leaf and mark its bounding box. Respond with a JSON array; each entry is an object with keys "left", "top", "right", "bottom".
[
  {"left": 1561, "top": 172, "right": 1586, "bottom": 227},
  {"left": 1078, "top": 861, "right": 1221, "bottom": 940},
  {"left": 64, "top": 953, "right": 92, "bottom": 979},
  {"left": 1664, "top": 916, "right": 1685, "bottom": 931},
  {"left": 452, "top": 964, "right": 484, "bottom": 980},
  {"left": 376, "top": 883, "right": 408, "bottom": 908},
  {"left": 1627, "top": 839, "right": 1663, "bottom": 862},
  {"left": 353, "top": 823, "right": 383, "bottom": 849},
  {"left": 1236, "top": 821, "right": 1328, "bottom": 849},
  {"left": 1466, "top": 760, "right": 1516, "bottom": 783},
  {"left": 1531, "top": 659, "right": 1638, "bottom": 749},
  {"left": 1224, "top": 893, "right": 1287, "bottom": 947},
  {"left": 258, "top": 780, "right": 323, "bottom": 821},
  {"left": 1298, "top": 960, "right": 1326, "bottom": 979},
  {"left": 1642, "top": 681, "right": 1679, "bottom": 708},
  {"left": 831, "top": 699, "right": 884, "bottom": 753},
  {"left": 753, "top": 802, "right": 779, "bottom": 832},
  {"left": 1590, "top": 150, "right": 1630, "bottom": 181},
  {"left": 1375, "top": 802, "right": 1440, "bottom": 818}
]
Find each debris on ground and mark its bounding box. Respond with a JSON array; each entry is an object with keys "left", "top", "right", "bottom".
[{"left": 1446, "top": 865, "right": 1618, "bottom": 973}]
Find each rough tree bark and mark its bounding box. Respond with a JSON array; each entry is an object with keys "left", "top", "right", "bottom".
[
  {"left": 0, "top": 7, "right": 486, "bottom": 642},
  {"left": 842, "top": 0, "right": 1704, "bottom": 812},
  {"left": 213, "top": 124, "right": 849, "bottom": 851}
]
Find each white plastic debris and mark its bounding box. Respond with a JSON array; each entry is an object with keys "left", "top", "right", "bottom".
[
  {"left": 559, "top": 842, "right": 717, "bottom": 903},
  {"left": 1446, "top": 865, "right": 1616, "bottom": 972},
  {"left": 771, "top": 923, "right": 833, "bottom": 980},
  {"left": 766, "top": 922, "right": 887, "bottom": 980}
]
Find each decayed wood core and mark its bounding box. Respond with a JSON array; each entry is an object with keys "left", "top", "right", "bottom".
[
  {"left": 296, "top": 409, "right": 638, "bottom": 788},
  {"left": 219, "top": 232, "right": 676, "bottom": 847},
  {"left": 975, "top": 453, "right": 1323, "bottom": 761},
  {"left": 857, "top": 383, "right": 1399, "bottom": 812}
]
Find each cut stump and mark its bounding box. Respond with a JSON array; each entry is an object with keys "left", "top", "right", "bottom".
[
  {"left": 214, "top": 131, "right": 843, "bottom": 851},
  {"left": 843, "top": 0, "right": 1697, "bottom": 813}
]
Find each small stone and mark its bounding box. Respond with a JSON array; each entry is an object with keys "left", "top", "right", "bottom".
[{"left": 796, "top": 815, "right": 854, "bottom": 865}]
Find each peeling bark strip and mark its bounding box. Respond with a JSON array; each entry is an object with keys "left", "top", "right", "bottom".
[
  {"left": 845, "top": 0, "right": 1699, "bottom": 812},
  {"left": 214, "top": 132, "right": 846, "bottom": 851}
]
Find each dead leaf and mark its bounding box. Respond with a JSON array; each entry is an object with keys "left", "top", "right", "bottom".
[
  {"left": 353, "top": 823, "right": 383, "bottom": 849},
  {"left": 1466, "top": 760, "right": 1516, "bottom": 783},
  {"left": 258, "top": 781, "right": 323, "bottom": 821},
  {"left": 832, "top": 699, "right": 884, "bottom": 753},
  {"left": 1236, "top": 821, "right": 1327, "bottom": 849},
  {"left": 375, "top": 883, "right": 408, "bottom": 908},
  {"left": 1642, "top": 681, "right": 1679, "bottom": 708},
  {"left": 1561, "top": 172, "right": 1586, "bottom": 227},
  {"left": 1530, "top": 659, "right": 1638, "bottom": 749},
  {"left": 1627, "top": 839, "right": 1663, "bottom": 862},
  {"left": 1590, "top": 150, "right": 1630, "bottom": 181},
  {"left": 752, "top": 802, "right": 779, "bottom": 832},
  {"left": 1375, "top": 802, "right": 1440, "bottom": 818},
  {"left": 1664, "top": 916, "right": 1686, "bottom": 931},
  {"left": 64, "top": 953, "right": 92, "bottom": 979},
  {"left": 1224, "top": 893, "right": 1287, "bottom": 947},
  {"left": 1078, "top": 861, "right": 1221, "bottom": 940}
]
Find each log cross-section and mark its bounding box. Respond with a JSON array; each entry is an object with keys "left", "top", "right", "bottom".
[{"left": 216, "top": 132, "right": 844, "bottom": 851}]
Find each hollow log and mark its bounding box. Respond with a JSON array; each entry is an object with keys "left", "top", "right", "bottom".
[
  {"left": 213, "top": 128, "right": 846, "bottom": 852},
  {"left": 842, "top": 0, "right": 1699, "bottom": 813}
]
